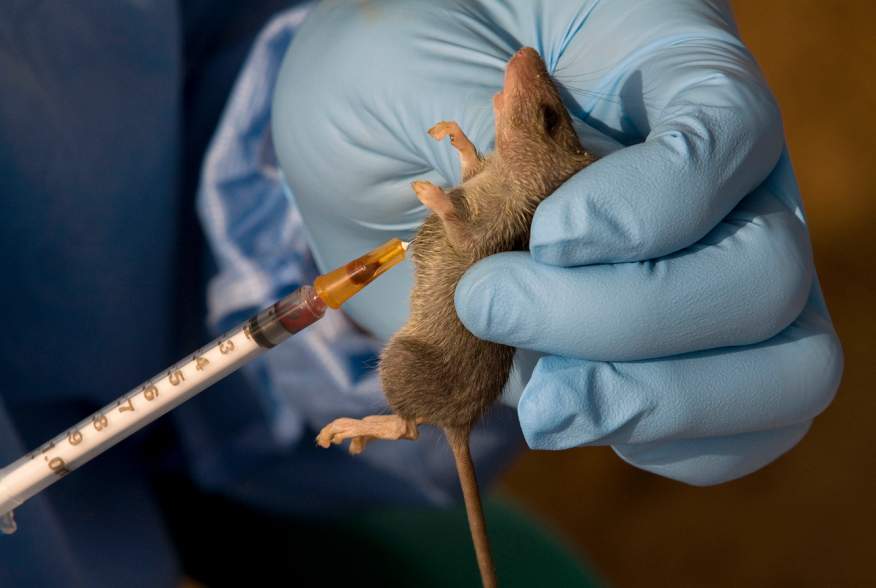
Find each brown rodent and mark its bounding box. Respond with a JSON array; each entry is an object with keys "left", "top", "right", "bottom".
[{"left": 317, "top": 47, "right": 595, "bottom": 587}]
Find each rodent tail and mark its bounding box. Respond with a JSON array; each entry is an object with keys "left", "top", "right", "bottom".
[{"left": 444, "top": 427, "right": 497, "bottom": 588}]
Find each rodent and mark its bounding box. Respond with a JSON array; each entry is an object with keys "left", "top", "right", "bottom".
[{"left": 317, "top": 47, "right": 596, "bottom": 588}]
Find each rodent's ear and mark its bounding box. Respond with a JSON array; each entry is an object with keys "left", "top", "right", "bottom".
[{"left": 541, "top": 104, "right": 561, "bottom": 136}]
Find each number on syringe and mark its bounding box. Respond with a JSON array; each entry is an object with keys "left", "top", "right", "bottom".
[
  {"left": 219, "top": 339, "right": 235, "bottom": 354},
  {"left": 92, "top": 414, "right": 108, "bottom": 431},
  {"left": 143, "top": 384, "right": 159, "bottom": 401},
  {"left": 47, "top": 456, "right": 70, "bottom": 477},
  {"left": 117, "top": 397, "right": 135, "bottom": 413},
  {"left": 168, "top": 369, "right": 185, "bottom": 386}
]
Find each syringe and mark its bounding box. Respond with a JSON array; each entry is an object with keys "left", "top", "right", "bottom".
[{"left": 0, "top": 238, "right": 407, "bottom": 534}]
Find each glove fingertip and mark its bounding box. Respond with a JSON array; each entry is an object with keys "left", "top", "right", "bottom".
[
  {"left": 455, "top": 253, "right": 538, "bottom": 344},
  {"left": 529, "top": 176, "right": 626, "bottom": 267},
  {"left": 530, "top": 190, "right": 581, "bottom": 267},
  {"left": 530, "top": 239, "right": 574, "bottom": 267}
]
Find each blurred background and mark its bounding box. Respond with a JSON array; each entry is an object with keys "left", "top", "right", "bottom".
[
  {"left": 500, "top": 1, "right": 876, "bottom": 585},
  {"left": 2, "top": 1, "right": 872, "bottom": 586}
]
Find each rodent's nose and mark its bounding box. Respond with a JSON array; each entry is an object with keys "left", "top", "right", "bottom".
[
  {"left": 511, "top": 47, "right": 540, "bottom": 65},
  {"left": 506, "top": 47, "right": 544, "bottom": 85},
  {"left": 508, "top": 47, "right": 543, "bottom": 73}
]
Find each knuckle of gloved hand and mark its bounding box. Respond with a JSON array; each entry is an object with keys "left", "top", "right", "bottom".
[
  {"left": 727, "top": 79, "right": 784, "bottom": 180},
  {"left": 741, "top": 207, "right": 814, "bottom": 342},
  {"left": 798, "top": 327, "right": 844, "bottom": 420},
  {"left": 658, "top": 66, "right": 784, "bottom": 185}
]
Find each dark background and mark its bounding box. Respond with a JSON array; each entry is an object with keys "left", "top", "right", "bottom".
[
  {"left": 4, "top": 1, "right": 869, "bottom": 586},
  {"left": 500, "top": 1, "right": 876, "bottom": 586}
]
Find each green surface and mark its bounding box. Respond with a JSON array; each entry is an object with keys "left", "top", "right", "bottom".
[
  {"left": 342, "top": 498, "right": 603, "bottom": 587},
  {"left": 160, "top": 478, "right": 603, "bottom": 586}
]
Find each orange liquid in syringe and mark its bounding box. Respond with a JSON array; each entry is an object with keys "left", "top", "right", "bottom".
[{"left": 314, "top": 239, "right": 406, "bottom": 308}]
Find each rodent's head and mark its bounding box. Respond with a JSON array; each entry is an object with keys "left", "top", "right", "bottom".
[
  {"left": 493, "top": 48, "right": 583, "bottom": 162},
  {"left": 413, "top": 48, "right": 594, "bottom": 259}
]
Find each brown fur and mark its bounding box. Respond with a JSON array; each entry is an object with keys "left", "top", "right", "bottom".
[
  {"left": 379, "top": 48, "right": 596, "bottom": 587},
  {"left": 317, "top": 48, "right": 596, "bottom": 588},
  {"left": 381, "top": 48, "right": 595, "bottom": 431}
]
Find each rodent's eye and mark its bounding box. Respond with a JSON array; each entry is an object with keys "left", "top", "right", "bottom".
[{"left": 541, "top": 105, "right": 560, "bottom": 136}]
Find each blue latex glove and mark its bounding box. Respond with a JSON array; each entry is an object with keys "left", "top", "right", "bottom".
[{"left": 273, "top": 0, "right": 843, "bottom": 485}]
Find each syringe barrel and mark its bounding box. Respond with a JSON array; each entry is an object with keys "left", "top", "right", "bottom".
[
  {"left": 314, "top": 238, "right": 406, "bottom": 308},
  {"left": 0, "top": 237, "right": 406, "bottom": 531},
  {"left": 0, "top": 285, "right": 326, "bottom": 520},
  {"left": 246, "top": 285, "right": 326, "bottom": 347}
]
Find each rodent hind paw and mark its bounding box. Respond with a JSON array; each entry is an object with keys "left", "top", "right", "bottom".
[{"left": 315, "top": 415, "right": 421, "bottom": 455}]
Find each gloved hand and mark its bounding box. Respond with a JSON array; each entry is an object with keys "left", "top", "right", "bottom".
[{"left": 273, "top": 0, "right": 843, "bottom": 485}]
